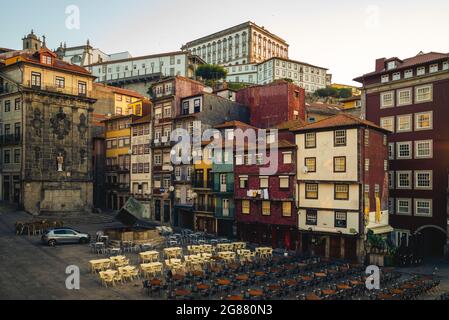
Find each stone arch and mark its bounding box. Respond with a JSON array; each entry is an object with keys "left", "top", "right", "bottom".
[{"left": 414, "top": 225, "right": 447, "bottom": 235}]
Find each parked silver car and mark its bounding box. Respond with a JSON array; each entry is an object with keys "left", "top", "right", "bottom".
[{"left": 41, "top": 228, "right": 91, "bottom": 246}]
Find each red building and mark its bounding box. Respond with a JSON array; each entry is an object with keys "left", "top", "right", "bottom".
[
  {"left": 354, "top": 52, "right": 449, "bottom": 256},
  {"left": 234, "top": 138, "right": 297, "bottom": 250},
  {"left": 236, "top": 80, "right": 306, "bottom": 128}
]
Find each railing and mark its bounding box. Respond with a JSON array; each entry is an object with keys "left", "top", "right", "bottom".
[
  {"left": 105, "top": 183, "right": 130, "bottom": 191},
  {"left": 194, "top": 205, "right": 215, "bottom": 213},
  {"left": 0, "top": 134, "right": 21, "bottom": 146},
  {"left": 24, "top": 81, "right": 93, "bottom": 98},
  {"left": 105, "top": 165, "right": 130, "bottom": 172}
]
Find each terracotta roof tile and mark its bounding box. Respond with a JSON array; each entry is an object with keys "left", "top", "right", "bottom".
[{"left": 214, "top": 120, "right": 257, "bottom": 130}]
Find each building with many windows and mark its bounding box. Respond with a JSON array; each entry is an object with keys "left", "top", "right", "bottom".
[
  {"left": 292, "top": 114, "right": 391, "bottom": 262},
  {"left": 0, "top": 34, "right": 96, "bottom": 214},
  {"left": 354, "top": 51, "right": 449, "bottom": 256}
]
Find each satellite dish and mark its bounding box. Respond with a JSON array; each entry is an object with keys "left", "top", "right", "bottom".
[
  {"left": 203, "top": 87, "right": 213, "bottom": 93},
  {"left": 169, "top": 186, "right": 175, "bottom": 192}
]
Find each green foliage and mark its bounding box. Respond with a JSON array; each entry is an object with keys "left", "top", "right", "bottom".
[
  {"left": 281, "top": 78, "right": 294, "bottom": 83},
  {"left": 195, "top": 64, "right": 228, "bottom": 81},
  {"left": 314, "top": 86, "right": 353, "bottom": 99},
  {"left": 147, "top": 84, "right": 154, "bottom": 99},
  {"left": 227, "top": 82, "right": 250, "bottom": 91}
]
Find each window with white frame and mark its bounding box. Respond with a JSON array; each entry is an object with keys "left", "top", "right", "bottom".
[
  {"left": 279, "top": 176, "right": 289, "bottom": 189},
  {"left": 415, "top": 85, "right": 432, "bottom": 103},
  {"left": 415, "top": 111, "right": 433, "bottom": 130},
  {"left": 392, "top": 72, "right": 401, "bottom": 81},
  {"left": 396, "top": 171, "right": 412, "bottom": 189},
  {"left": 388, "top": 143, "right": 395, "bottom": 160},
  {"left": 381, "top": 92, "right": 394, "bottom": 108},
  {"left": 443, "top": 61, "right": 449, "bottom": 70},
  {"left": 396, "top": 114, "right": 412, "bottom": 132},
  {"left": 381, "top": 75, "right": 389, "bottom": 83},
  {"left": 397, "top": 142, "right": 412, "bottom": 159},
  {"left": 415, "top": 199, "right": 432, "bottom": 217},
  {"left": 397, "top": 198, "right": 412, "bottom": 215},
  {"left": 282, "top": 152, "right": 292, "bottom": 164},
  {"left": 305, "top": 133, "right": 316, "bottom": 148},
  {"left": 415, "top": 171, "right": 432, "bottom": 190},
  {"left": 235, "top": 155, "right": 243, "bottom": 166},
  {"left": 397, "top": 88, "right": 412, "bottom": 106},
  {"left": 417, "top": 66, "right": 425, "bottom": 76},
  {"left": 365, "top": 159, "right": 370, "bottom": 172},
  {"left": 380, "top": 117, "right": 395, "bottom": 132},
  {"left": 260, "top": 176, "right": 269, "bottom": 189},
  {"left": 384, "top": 160, "right": 388, "bottom": 171},
  {"left": 388, "top": 171, "right": 394, "bottom": 189},
  {"left": 404, "top": 69, "right": 413, "bottom": 78},
  {"left": 334, "top": 130, "right": 347, "bottom": 146},
  {"left": 429, "top": 64, "right": 438, "bottom": 73},
  {"left": 415, "top": 140, "right": 433, "bottom": 159}
]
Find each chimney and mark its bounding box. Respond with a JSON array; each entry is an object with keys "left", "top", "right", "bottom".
[{"left": 375, "top": 58, "right": 386, "bottom": 72}]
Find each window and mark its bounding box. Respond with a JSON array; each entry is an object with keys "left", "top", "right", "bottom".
[
  {"left": 305, "top": 158, "right": 316, "bottom": 172},
  {"left": 78, "top": 81, "right": 87, "bottom": 95},
  {"left": 279, "top": 176, "right": 289, "bottom": 189},
  {"left": 334, "top": 157, "right": 346, "bottom": 173},
  {"left": 242, "top": 200, "right": 250, "bottom": 214},
  {"left": 429, "top": 64, "right": 438, "bottom": 73},
  {"left": 335, "top": 211, "right": 347, "bottom": 228},
  {"left": 397, "top": 199, "right": 411, "bottom": 215},
  {"left": 365, "top": 159, "right": 370, "bottom": 172},
  {"left": 392, "top": 72, "right": 401, "bottom": 81},
  {"left": 262, "top": 201, "right": 271, "bottom": 216},
  {"left": 380, "top": 117, "right": 395, "bottom": 132},
  {"left": 4, "top": 150, "right": 10, "bottom": 164},
  {"left": 415, "top": 111, "right": 433, "bottom": 130},
  {"left": 282, "top": 152, "right": 292, "bottom": 164},
  {"left": 443, "top": 61, "right": 449, "bottom": 70},
  {"left": 397, "top": 142, "right": 412, "bottom": 159},
  {"left": 182, "top": 101, "right": 189, "bottom": 115},
  {"left": 417, "top": 66, "right": 425, "bottom": 76},
  {"left": 31, "top": 72, "right": 41, "bottom": 87},
  {"left": 282, "top": 202, "right": 292, "bottom": 217},
  {"left": 55, "top": 77, "right": 65, "bottom": 88},
  {"left": 404, "top": 69, "right": 413, "bottom": 78},
  {"left": 415, "top": 199, "right": 432, "bottom": 217},
  {"left": 306, "top": 209, "right": 318, "bottom": 225},
  {"left": 364, "top": 129, "right": 370, "bottom": 146},
  {"left": 396, "top": 114, "right": 412, "bottom": 132},
  {"left": 397, "top": 88, "right": 412, "bottom": 106},
  {"left": 415, "top": 171, "right": 432, "bottom": 189},
  {"left": 381, "top": 75, "right": 389, "bottom": 83},
  {"left": 334, "top": 130, "right": 346, "bottom": 146},
  {"left": 415, "top": 140, "right": 433, "bottom": 159},
  {"left": 14, "top": 149, "right": 20, "bottom": 163},
  {"left": 235, "top": 155, "right": 243, "bottom": 166},
  {"left": 388, "top": 171, "right": 394, "bottom": 189},
  {"left": 384, "top": 160, "right": 388, "bottom": 171},
  {"left": 260, "top": 176, "right": 269, "bottom": 189},
  {"left": 154, "top": 154, "right": 162, "bottom": 165},
  {"left": 14, "top": 98, "right": 21, "bottom": 111},
  {"left": 388, "top": 143, "right": 395, "bottom": 160},
  {"left": 239, "top": 176, "right": 248, "bottom": 189},
  {"left": 305, "top": 132, "right": 316, "bottom": 148},
  {"left": 381, "top": 91, "right": 394, "bottom": 108},
  {"left": 305, "top": 183, "right": 318, "bottom": 199},
  {"left": 396, "top": 171, "right": 412, "bottom": 189},
  {"left": 4, "top": 100, "right": 10, "bottom": 112},
  {"left": 415, "top": 85, "right": 432, "bottom": 103},
  {"left": 335, "top": 184, "right": 349, "bottom": 200}
]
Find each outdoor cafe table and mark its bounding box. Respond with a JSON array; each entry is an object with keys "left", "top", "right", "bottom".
[
  {"left": 172, "top": 274, "right": 185, "bottom": 281},
  {"left": 255, "top": 271, "right": 266, "bottom": 277},
  {"left": 301, "top": 276, "right": 313, "bottom": 281},
  {"left": 315, "top": 272, "right": 327, "bottom": 278},
  {"left": 232, "top": 242, "right": 246, "bottom": 250},
  {"left": 216, "top": 243, "right": 234, "bottom": 252},
  {"left": 197, "top": 283, "right": 210, "bottom": 291},
  {"left": 322, "top": 289, "right": 336, "bottom": 296},
  {"left": 140, "top": 262, "right": 163, "bottom": 277},
  {"left": 218, "top": 251, "right": 236, "bottom": 261},
  {"left": 217, "top": 279, "right": 231, "bottom": 286},
  {"left": 110, "top": 256, "right": 126, "bottom": 263},
  {"left": 89, "top": 259, "right": 111, "bottom": 273},
  {"left": 175, "top": 288, "right": 191, "bottom": 297},
  {"left": 285, "top": 279, "right": 298, "bottom": 286},
  {"left": 236, "top": 274, "right": 249, "bottom": 282},
  {"left": 249, "top": 289, "right": 264, "bottom": 297},
  {"left": 139, "top": 251, "right": 159, "bottom": 263},
  {"left": 337, "top": 284, "right": 352, "bottom": 290},
  {"left": 150, "top": 279, "right": 162, "bottom": 286},
  {"left": 164, "top": 247, "right": 183, "bottom": 259},
  {"left": 268, "top": 284, "right": 282, "bottom": 291},
  {"left": 306, "top": 293, "right": 322, "bottom": 301},
  {"left": 350, "top": 280, "right": 364, "bottom": 286},
  {"left": 228, "top": 295, "right": 244, "bottom": 300}
]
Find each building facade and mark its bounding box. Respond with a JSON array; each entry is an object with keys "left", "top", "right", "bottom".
[
  {"left": 292, "top": 114, "right": 391, "bottom": 262},
  {"left": 0, "top": 41, "right": 95, "bottom": 214},
  {"left": 236, "top": 81, "right": 306, "bottom": 129},
  {"left": 354, "top": 52, "right": 449, "bottom": 256},
  {"left": 256, "top": 57, "right": 328, "bottom": 93}
]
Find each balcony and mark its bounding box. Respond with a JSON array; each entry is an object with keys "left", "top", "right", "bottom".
[
  {"left": 106, "top": 165, "right": 130, "bottom": 172},
  {"left": 0, "top": 134, "right": 21, "bottom": 146},
  {"left": 105, "top": 183, "right": 130, "bottom": 191},
  {"left": 194, "top": 204, "right": 215, "bottom": 213},
  {"left": 131, "top": 193, "right": 152, "bottom": 201},
  {"left": 192, "top": 180, "right": 213, "bottom": 189},
  {"left": 24, "top": 81, "right": 92, "bottom": 98}
]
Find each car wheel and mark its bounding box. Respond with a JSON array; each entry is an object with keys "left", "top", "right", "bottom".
[
  {"left": 79, "top": 238, "right": 88, "bottom": 244},
  {"left": 48, "top": 240, "right": 57, "bottom": 247}
]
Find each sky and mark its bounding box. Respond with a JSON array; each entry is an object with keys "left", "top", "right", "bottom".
[{"left": 1, "top": 0, "right": 449, "bottom": 85}]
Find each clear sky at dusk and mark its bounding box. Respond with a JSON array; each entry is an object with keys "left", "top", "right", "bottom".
[{"left": 2, "top": 0, "right": 449, "bottom": 85}]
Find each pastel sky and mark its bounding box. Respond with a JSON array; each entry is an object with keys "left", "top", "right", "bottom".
[{"left": 2, "top": 0, "right": 449, "bottom": 85}]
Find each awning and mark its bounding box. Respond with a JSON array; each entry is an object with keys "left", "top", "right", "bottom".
[{"left": 368, "top": 225, "right": 394, "bottom": 235}]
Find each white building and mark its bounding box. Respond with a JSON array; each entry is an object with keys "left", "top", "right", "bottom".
[
  {"left": 55, "top": 41, "right": 132, "bottom": 67},
  {"left": 292, "top": 114, "right": 392, "bottom": 262},
  {"left": 256, "top": 57, "right": 328, "bottom": 93}
]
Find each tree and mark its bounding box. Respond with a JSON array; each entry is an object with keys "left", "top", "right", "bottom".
[
  {"left": 314, "top": 86, "right": 353, "bottom": 99},
  {"left": 195, "top": 64, "right": 228, "bottom": 87}
]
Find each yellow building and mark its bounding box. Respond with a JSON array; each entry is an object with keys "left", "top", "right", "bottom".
[
  {"left": 94, "top": 84, "right": 144, "bottom": 115},
  {"left": 331, "top": 83, "right": 362, "bottom": 97},
  {"left": 192, "top": 145, "right": 216, "bottom": 233},
  {"left": 339, "top": 96, "right": 362, "bottom": 110}
]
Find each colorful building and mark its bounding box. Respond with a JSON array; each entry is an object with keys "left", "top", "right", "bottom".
[
  {"left": 292, "top": 114, "right": 391, "bottom": 262},
  {"left": 339, "top": 96, "right": 362, "bottom": 110},
  {"left": 354, "top": 52, "right": 449, "bottom": 256}
]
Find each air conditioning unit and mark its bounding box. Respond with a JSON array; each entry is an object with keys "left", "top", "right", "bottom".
[{"left": 302, "top": 167, "right": 309, "bottom": 174}]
